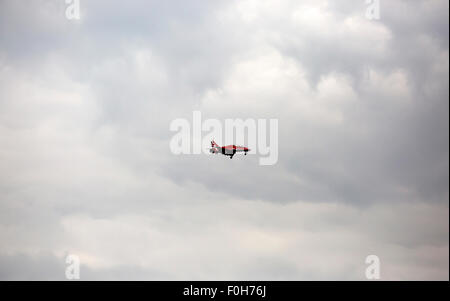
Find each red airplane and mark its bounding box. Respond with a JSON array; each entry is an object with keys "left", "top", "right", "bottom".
[{"left": 209, "top": 140, "right": 250, "bottom": 159}]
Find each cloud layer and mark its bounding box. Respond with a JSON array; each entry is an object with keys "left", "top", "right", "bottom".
[{"left": 0, "top": 0, "right": 448, "bottom": 280}]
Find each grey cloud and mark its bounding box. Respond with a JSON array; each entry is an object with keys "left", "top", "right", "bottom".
[{"left": 0, "top": 0, "right": 448, "bottom": 280}]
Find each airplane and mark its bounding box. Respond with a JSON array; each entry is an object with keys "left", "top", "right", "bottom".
[{"left": 209, "top": 140, "right": 250, "bottom": 159}]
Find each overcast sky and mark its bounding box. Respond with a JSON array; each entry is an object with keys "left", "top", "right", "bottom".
[{"left": 0, "top": 0, "right": 448, "bottom": 280}]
